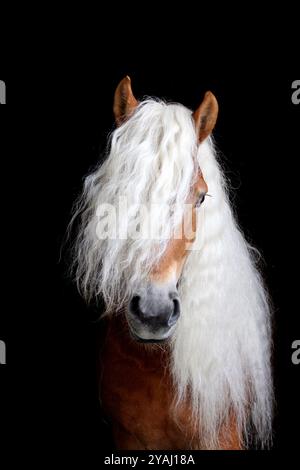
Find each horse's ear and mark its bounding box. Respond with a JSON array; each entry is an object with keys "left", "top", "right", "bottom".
[
  {"left": 193, "top": 91, "right": 219, "bottom": 143},
  {"left": 113, "top": 76, "right": 138, "bottom": 126}
]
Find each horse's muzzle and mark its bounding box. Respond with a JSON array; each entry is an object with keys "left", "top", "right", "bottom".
[{"left": 126, "top": 285, "right": 181, "bottom": 342}]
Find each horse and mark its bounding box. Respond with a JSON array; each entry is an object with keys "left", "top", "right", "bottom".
[{"left": 70, "top": 76, "right": 273, "bottom": 450}]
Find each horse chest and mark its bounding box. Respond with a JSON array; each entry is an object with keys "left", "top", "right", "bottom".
[{"left": 100, "top": 324, "right": 195, "bottom": 449}]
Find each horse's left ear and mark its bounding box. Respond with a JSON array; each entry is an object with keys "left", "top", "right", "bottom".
[
  {"left": 193, "top": 91, "right": 219, "bottom": 143},
  {"left": 113, "top": 76, "right": 139, "bottom": 126}
]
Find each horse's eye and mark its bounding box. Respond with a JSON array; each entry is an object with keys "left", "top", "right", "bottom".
[{"left": 196, "top": 193, "right": 206, "bottom": 207}]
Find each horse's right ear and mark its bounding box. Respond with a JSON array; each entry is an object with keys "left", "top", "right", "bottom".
[{"left": 113, "top": 76, "right": 138, "bottom": 126}]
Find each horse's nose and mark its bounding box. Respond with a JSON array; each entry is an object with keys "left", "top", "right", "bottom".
[{"left": 129, "top": 293, "right": 180, "bottom": 328}]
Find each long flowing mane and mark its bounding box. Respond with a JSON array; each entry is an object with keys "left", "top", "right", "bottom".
[{"left": 71, "top": 99, "right": 273, "bottom": 449}]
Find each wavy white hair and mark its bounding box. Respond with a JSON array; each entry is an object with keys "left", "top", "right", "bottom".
[{"left": 70, "top": 99, "right": 273, "bottom": 449}]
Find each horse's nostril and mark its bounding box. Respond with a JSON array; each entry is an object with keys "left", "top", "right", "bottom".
[
  {"left": 169, "top": 298, "right": 180, "bottom": 326},
  {"left": 130, "top": 295, "right": 142, "bottom": 316}
]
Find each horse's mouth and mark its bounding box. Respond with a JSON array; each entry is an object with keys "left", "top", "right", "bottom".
[
  {"left": 127, "top": 321, "right": 172, "bottom": 344},
  {"left": 130, "top": 329, "right": 168, "bottom": 344}
]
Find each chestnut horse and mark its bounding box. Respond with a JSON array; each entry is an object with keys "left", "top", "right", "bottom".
[{"left": 71, "top": 77, "right": 273, "bottom": 450}]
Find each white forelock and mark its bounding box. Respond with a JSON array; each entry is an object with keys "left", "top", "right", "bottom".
[{"left": 72, "top": 100, "right": 197, "bottom": 309}]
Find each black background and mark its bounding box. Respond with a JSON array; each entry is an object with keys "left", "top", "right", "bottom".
[{"left": 0, "top": 53, "right": 299, "bottom": 466}]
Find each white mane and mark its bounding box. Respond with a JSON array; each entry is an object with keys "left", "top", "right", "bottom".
[
  {"left": 173, "top": 139, "right": 273, "bottom": 448},
  {"left": 71, "top": 99, "right": 273, "bottom": 448}
]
